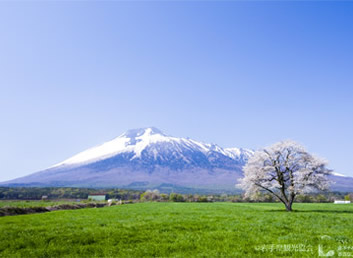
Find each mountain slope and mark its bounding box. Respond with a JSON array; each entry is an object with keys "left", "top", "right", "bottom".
[{"left": 1, "top": 127, "right": 352, "bottom": 193}]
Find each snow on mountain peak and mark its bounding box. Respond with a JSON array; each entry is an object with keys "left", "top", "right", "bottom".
[
  {"left": 51, "top": 127, "right": 253, "bottom": 168},
  {"left": 332, "top": 172, "right": 346, "bottom": 177},
  {"left": 224, "top": 148, "right": 254, "bottom": 159},
  {"left": 121, "top": 127, "right": 166, "bottom": 138},
  {"left": 52, "top": 127, "right": 166, "bottom": 167}
]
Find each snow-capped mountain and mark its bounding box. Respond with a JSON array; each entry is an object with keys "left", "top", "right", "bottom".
[
  {"left": 51, "top": 127, "right": 253, "bottom": 170},
  {"left": 1, "top": 127, "right": 253, "bottom": 192},
  {"left": 2, "top": 127, "right": 352, "bottom": 192}
]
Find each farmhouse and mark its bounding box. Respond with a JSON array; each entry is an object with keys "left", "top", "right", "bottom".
[{"left": 88, "top": 193, "right": 106, "bottom": 201}]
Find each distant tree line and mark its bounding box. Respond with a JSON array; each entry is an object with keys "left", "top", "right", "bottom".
[
  {"left": 0, "top": 187, "right": 142, "bottom": 200},
  {"left": 139, "top": 189, "right": 353, "bottom": 203},
  {"left": 0, "top": 187, "right": 352, "bottom": 203}
]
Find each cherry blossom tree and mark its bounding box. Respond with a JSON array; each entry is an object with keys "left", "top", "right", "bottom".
[{"left": 238, "top": 140, "right": 332, "bottom": 211}]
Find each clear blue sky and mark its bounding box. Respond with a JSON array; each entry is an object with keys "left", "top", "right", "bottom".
[{"left": 0, "top": 1, "right": 352, "bottom": 181}]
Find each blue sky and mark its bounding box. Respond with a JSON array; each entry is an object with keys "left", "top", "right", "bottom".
[{"left": 0, "top": 1, "right": 352, "bottom": 181}]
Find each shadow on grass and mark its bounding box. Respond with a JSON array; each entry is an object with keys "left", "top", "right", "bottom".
[{"left": 266, "top": 209, "right": 353, "bottom": 214}]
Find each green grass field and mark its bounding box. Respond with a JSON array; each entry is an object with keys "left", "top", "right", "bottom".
[
  {"left": 0, "top": 200, "right": 81, "bottom": 208},
  {"left": 1, "top": 202, "right": 353, "bottom": 257}
]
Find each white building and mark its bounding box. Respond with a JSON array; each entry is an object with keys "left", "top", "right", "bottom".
[{"left": 334, "top": 200, "right": 351, "bottom": 204}]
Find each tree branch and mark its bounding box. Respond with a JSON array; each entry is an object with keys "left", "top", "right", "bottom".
[{"left": 254, "top": 183, "right": 286, "bottom": 204}]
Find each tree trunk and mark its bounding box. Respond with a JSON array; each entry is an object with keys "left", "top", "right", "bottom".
[{"left": 285, "top": 203, "right": 293, "bottom": 212}]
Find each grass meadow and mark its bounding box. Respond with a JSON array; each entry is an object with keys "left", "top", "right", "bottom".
[
  {"left": 1, "top": 202, "right": 353, "bottom": 257},
  {"left": 0, "top": 200, "right": 81, "bottom": 208}
]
